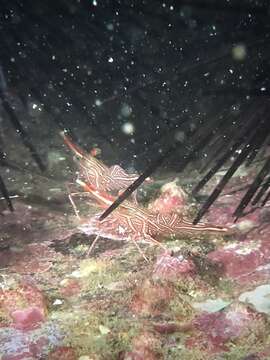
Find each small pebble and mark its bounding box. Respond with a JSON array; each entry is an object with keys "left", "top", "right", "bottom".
[{"left": 53, "top": 299, "right": 63, "bottom": 305}]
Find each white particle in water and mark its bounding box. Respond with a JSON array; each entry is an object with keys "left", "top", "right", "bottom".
[
  {"left": 121, "top": 122, "right": 135, "bottom": 135},
  {"left": 120, "top": 103, "right": 132, "bottom": 117},
  {"left": 106, "top": 23, "right": 114, "bottom": 31},
  {"left": 175, "top": 131, "right": 185, "bottom": 142},
  {"left": 232, "top": 44, "right": 247, "bottom": 61}
]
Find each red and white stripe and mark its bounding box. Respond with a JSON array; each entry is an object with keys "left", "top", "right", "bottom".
[{"left": 77, "top": 179, "right": 229, "bottom": 248}]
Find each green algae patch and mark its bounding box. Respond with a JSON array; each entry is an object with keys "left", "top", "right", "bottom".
[
  {"left": 163, "top": 345, "right": 207, "bottom": 360},
  {"left": 221, "top": 346, "right": 259, "bottom": 360},
  {"left": 224, "top": 317, "right": 270, "bottom": 359},
  {"left": 222, "top": 337, "right": 269, "bottom": 360},
  {"left": 69, "top": 258, "right": 128, "bottom": 293},
  {"left": 56, "top": 256, "right": 136, "bottom": 315},
  {"left": 53, "top": 309, "right": 140, "bottom": 359},
  {"left": 164, "top": 277, "right": 205, "bottom": 322},
  {"left": 218, "top": 278, "right": 235, "bottom": 297},
  {"left": 77, "top": 259, "right": 109, "bottom": 278},
  {"left": 168, "top": 292, "right": 195, "bottom": 322}
]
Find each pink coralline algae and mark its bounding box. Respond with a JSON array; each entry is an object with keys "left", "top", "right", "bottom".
[
  {"left": 47, "top": 346, "right": 77, "bottom": 360},
  {"left": 130, "top": 279, "right": 174, "bottom": 316},
  {"left": 121, "top": 331, "right": 161, "bottom": 360},
  {"left": 186, "top": 305, "right": 258, "bottom": 353},
  {"left": 1, "top": 352, "right": 35, "bottom": 360},
  {"left": 152, "top": 253, "right": 196, "bottom": 281},
  {"left": 148, "top": 179, "right": 187, "bottom": 215},
  {"left": 10, "top": 307, "right": 45, "bottom": 330},
  {"left": 0, "top": 329, "right": 51, "bottom": 360},
  {"left": 0, "top": 323, "right": 62, "bottom": 359},
  {"left": 0, "top": 281, "right": 46, "bottom": 330},
  {"left": 0, "top": 243, "right": 57, "bottom": 275},
  {"left": 153, "top": 322, "right": 191, "bottom": 334},
  {"left": 205, "top": 189, "right": 270, "bottom": 231},
  {"left": 204, "top": 187, "right": 270, "bottom": 284},
  {"left": 207, "top": 240, "right": 270, "bottom": 281},
  {"left": 59, "top": 279, "right": 81, "bottom": 298}
]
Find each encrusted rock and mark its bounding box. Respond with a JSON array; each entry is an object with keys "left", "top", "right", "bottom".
[{"left": 152, "top": 253, "right": 196, "bottom": 281}]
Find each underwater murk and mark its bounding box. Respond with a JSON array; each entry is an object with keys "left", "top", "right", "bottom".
[{"left": 1, "top": 124, "right": 270, "bottom": 360}]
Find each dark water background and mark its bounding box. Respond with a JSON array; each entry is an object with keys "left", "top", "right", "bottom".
[{"left": 1, "top": 0, "right": 269, "bottom": 177}]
